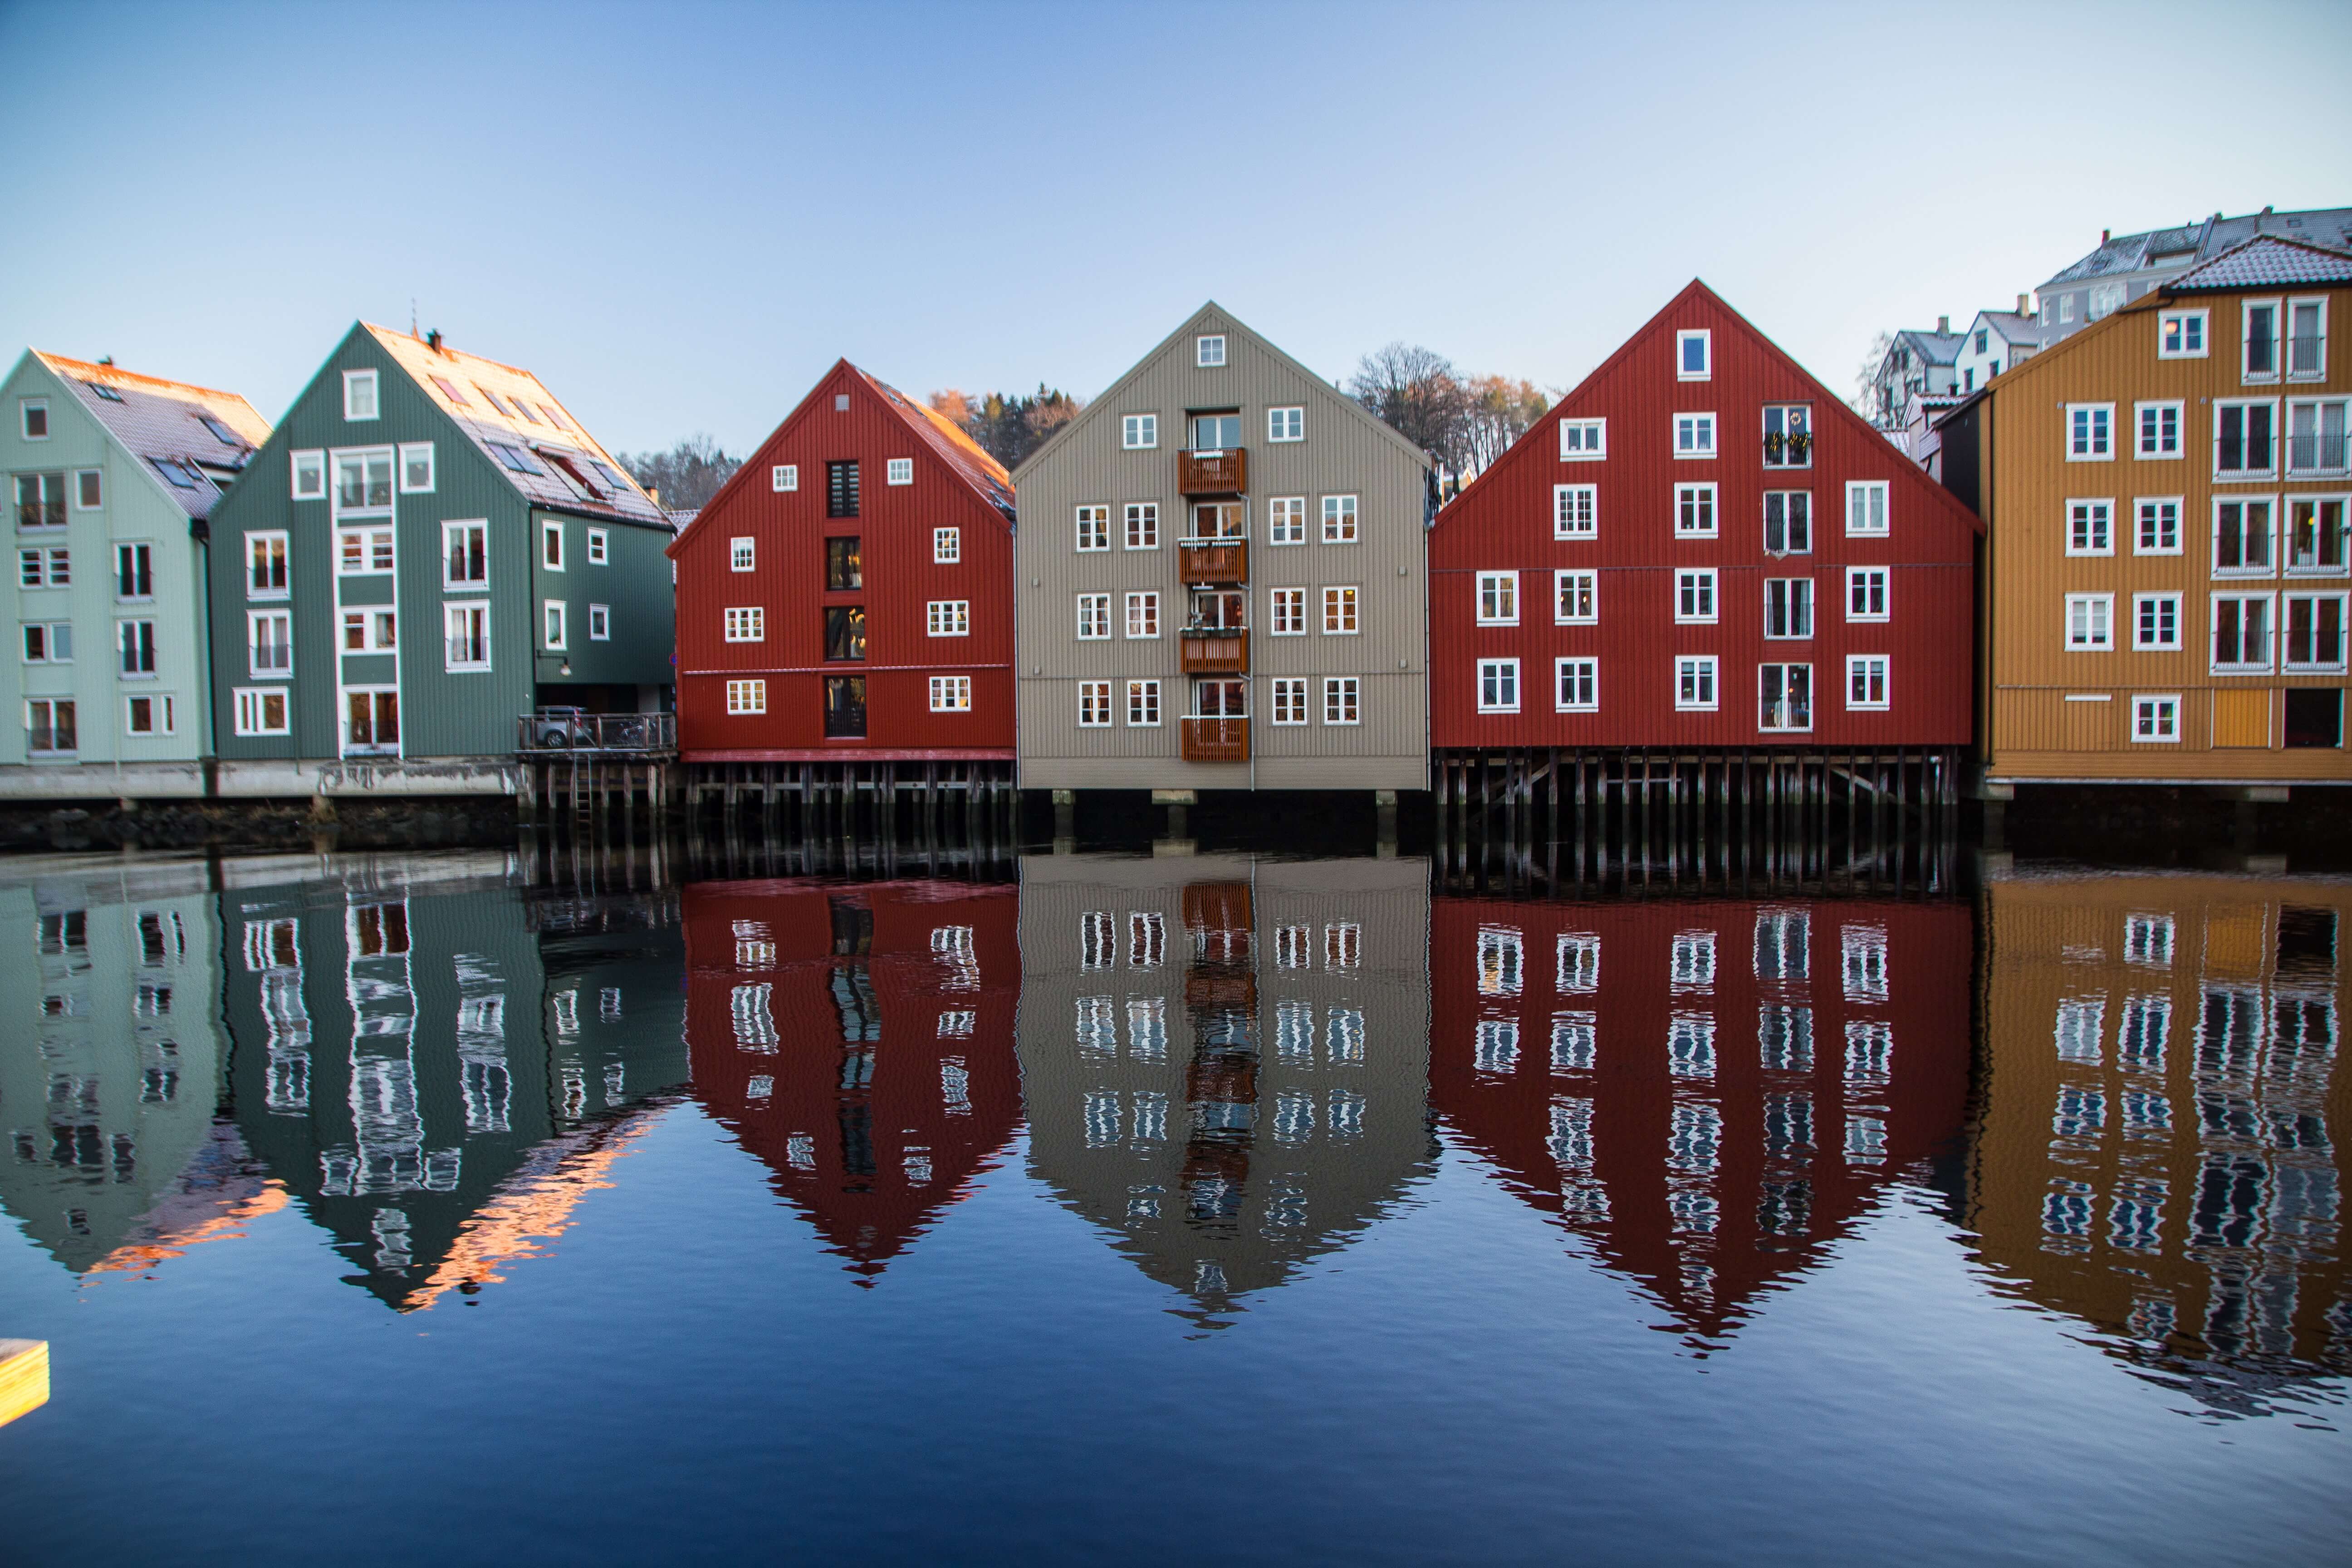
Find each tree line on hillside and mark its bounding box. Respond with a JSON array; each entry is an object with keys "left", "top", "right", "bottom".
[{"left": 616, "top": 434, "right": 741, "bottom": 513}]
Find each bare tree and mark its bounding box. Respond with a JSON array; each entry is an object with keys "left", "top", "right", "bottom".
[
  {"left": 1348, "top": 343, "right": 1470, "bottom": 473},
  {"left": 616, "top": 433, "right": 741, "bottom": 512},
  {"left": 1458, "top": 375, "right": 1551, "bottom": 476},
  {"left": 1854, "top": 330, "right": 1896, "bottom": 423},
  {"left": 928, "top": 384, "right": 1086, "bottom": 470}
]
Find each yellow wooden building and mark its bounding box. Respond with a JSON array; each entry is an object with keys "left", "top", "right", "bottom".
[{"left": 1938, "top": 237, "right": 2350, "bottom": 789}]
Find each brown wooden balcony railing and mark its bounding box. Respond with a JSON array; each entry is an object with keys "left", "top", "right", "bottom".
[
  {"left": 1181, "top": 715, "right": 1249, "bottom": 763},
  {"left": 1178, "top": 537, "right": 1247, "bottom": 583},
  {"left": 1178, "top": 447, "right": 1247, "bottom": 495},
  {"left": 1180, "top": 630, "right": 1249, "bottom": 675}
]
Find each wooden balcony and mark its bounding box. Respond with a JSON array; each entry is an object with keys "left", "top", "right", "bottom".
[
  {"left": 1180, "top": 629, "right": 1249, "bottom": 675},
  {"left": 1178, "top": 537, "right": 1247, "bottom": 583},
  {"left": 1181, "top": 715, "right": 1249, "bottom": 763},
  {"left": 1178, "top": 447, "right": 1247, "bottom": 495}
]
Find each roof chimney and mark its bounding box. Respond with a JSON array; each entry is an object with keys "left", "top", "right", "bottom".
[
  {"left": 99, "top": 355, "right": 113, "bottom": 367},
  {"left": 426, "top": 328, "right": 443, "bottom": 353},
  {"left": 2101, "top": 229, "right": 2110, "bottom": 244},
  {"left": 1937, "top": 315, "right": 1950, "bottom": 334},
  {"left": 2017, "top": 293, "right": 2029, "bottom": 315}
]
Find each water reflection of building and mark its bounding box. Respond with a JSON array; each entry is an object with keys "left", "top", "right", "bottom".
[
  {"left": 1969, "top": 876, "right": 2349, "bottom": 1411},
  {"left": 1017, "top": 855, "right": 1432, "bottom": 1315},
  {"left": 221, "top": 857, "right": 689, "bottom": 1310},
  {"left": 1431, "top": 896, "right": 1972, "bottom": 1346},
  {"left": 681, "top": 879, "right": 1022, "bottom": 1279},
  {"left": 0, "top": 858, "right": 240, "bottom": 1275}
]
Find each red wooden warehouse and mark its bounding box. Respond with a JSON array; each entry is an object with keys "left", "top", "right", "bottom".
[
  {"left": 1430, "top": 282, "right": 1980, "bottom": 780},
  {"left": 670, "top": 361, "right": 1017, "bottom": 781}
]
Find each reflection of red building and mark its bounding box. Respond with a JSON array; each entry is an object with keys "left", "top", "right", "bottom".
[
  {"left": 683, "top": 880, "right": 1021, "bottom": 1279},
  {"left": 1431, "top": 896, "right": 1971, "bottom": 1345}
]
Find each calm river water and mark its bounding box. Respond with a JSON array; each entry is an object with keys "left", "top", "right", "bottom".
[{"left": 0, "top": 848, "right": 2345, "bottom": 1564}]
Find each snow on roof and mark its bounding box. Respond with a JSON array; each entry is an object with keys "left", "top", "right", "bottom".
[
  {"left": 32, "top": 351, "right": 271, "bottom": 522},
  {"left": 2164, "top": 235, "right": 2352, "bottom": 293}
]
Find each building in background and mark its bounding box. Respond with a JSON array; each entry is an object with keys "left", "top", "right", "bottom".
[
  {"left": 1014, "top": 305, "right": 1434, "bottom": 794},
  {"left": 1431, "top": 281, "right": 1979, "bottom": 764},
  {"left": 1936, "top": 236, "right": 2352, "bottom": 788},
  {"left": 205, "top": 324, "right": 676, "bottom": 796},
  {"left": 0, "top": 351, "right": 268, "bottom": 795},
  {"left": 1864, "top": 320, "right": 1964, "bottom": 433},
  {"left": 669, "top": 362, "right": 1016, "bottom": 786},
  {"left": 1950, "top": 303, "right": 2047, "bottom": 394},
  {"left": 2034, "top": 207, "right": 2352, "bottom": 342}
]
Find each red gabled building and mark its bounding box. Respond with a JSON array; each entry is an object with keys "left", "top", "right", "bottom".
[
  {"left": 670, "top": 362, "right": 1016, "bottom": 769},
  {"left": 1431, "top": 283, "right": 1980, "bottom": 758}
]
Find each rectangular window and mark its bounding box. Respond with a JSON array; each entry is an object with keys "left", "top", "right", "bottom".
[
  {"left": 1677, "top": 329, "right": 1711, "bottom": 379},
  {"left": 20, "top": 398, "right": 47, "bottom": 439},
  {"left": 588, "top": 603, "right": 610, "bottom": 641},
  {"left": 14, "top": 472, "right": 65, "bottom": 529},
  {"left": 397, "top": 441, "right": 434, "bottom": 493},
  {"left": 1075, "top": 594, "right": 1110, "bottom": 640},
  {"left": 337, "top": 609, "right": 393, "bottom": 651},
  {"left": 1196, "top": 335, "right": 1226, "bottom": 367},
  {"left": 1846, "top": 655, "right": 1889, "bottom": 710},
  {"left": 1759, "top": 662, "right": 1812, "bottom": 730},
  {"left": 1556, "top": 657, "right": 1598, "bottom": 712},
  {"left": 113, "top": 541, "right": 152, "bottom": 600},
  {"left": 1763, "top": 490, "right": 1811, "bottom": 553},
  {"left": 1124, "top": 502, "right": 1158, "bottom": 549},
  {"left": 233, "top": 688, "right": 287, "bottom": 736},
  {"left": 19, "top": 549, "right": 54, "bottom": 588},
  {"left": 771, "top": 464, "right": 798, "bottom": 492},
  {"left": 1557, "top": 418, "right": 1606, "bottom": 461},
  {"left": 1476, "top": 571, "right": 1519, "bottom": 625},
  {"left": 1477, "top": 658, "right": 1520, "bottom": 712},
  {"left": 20, "top": 622, "right": 69, "bottom": 663},
  {"left": 1125, "top": 679, "right": 1161, "bottom": 726},
  {"left": 887, "top": 457, "right": 913, "bottom": 486},
  {"left": 2133, "top": 593, "right": 2181, "bottom": 651},
  {"left": 929, "top": 674, "right": 972, "bottom": 711},
  {"left": 928, "top": 599, "right": 970, "bottom": 637},
  {"left": 826, "top": 460, "right": 860, "bottom": 517},
  {"left": 1322, "top": 495, "right": 1359, "bottom": 543},
  {"left": 1674, "top": 411, "right": 1717, "bottom": 458},
  {"left": 1323, "top": 676, "right": 1360, "bottom": 725},
  {"left": 825, "top": 674, "right": 865, "bottom": 739},
  {"left": 824, "top": 606, "right": 866, "bottom": 660},
  {"left": 2244, "top": 299, "right": 2280, "bottom": 380},
  {"left": 2283, "top": 593, "right": 2347, "bottom": 670},
  {"left": 587, "top": 527, "right": 608, "bottom": 565},
  {"left": 1764, "top": 577, "right": 1814, "bottom": 638},
  {"left": 1268, "top": 586, "right": 1306, "bottom": 636},
  {"left": 118, "top": 618, "right": 157, "bottom": 676},
  {"left": 1676, "top": 656, "right": 1718, "bottom": 710},
  {"left": 445, "top": 602, "right": 491, "bottom": 670},
  {"left": 1845, "top": 480, "right": 1889, "bottom": 535},
  {"left": 73, "top": 469, "right": 101, "bottom": 510},
  {"left": 933, "top": 527, "right": 960, "bottom": 564},
  {"left": 725, "top": 679, "right": 766, "bottom": 715},
  {"left": 2212, "top": 593, "right": 2274, "bottom": 671},
  {"left": 2286, "top": 399, "right": 2350, "bottom": 474},
  {"left": 25, "top": 698, "right": 75, "bottom": 755},
  {"left": 291, "top": 450, "right": 325, "bottom": 499},
  {"left": 2158, "top": 309, "right": 2207, "bottom": 358},
  {"left": 1268, "top": 406, "right": 1303, "bottom": 442},
  {"left": 1555, "top": 569, "right": 1597, "bottom": 624},
  {"left": 2288, "top": 498, "right": 2348, "bottom": 573},
  {"left": 2065, "top": 593, "right": 2114, "bottom": 650},
  {"left": 2213, "top": 498, "right": 2275, "bottom": 575},
  {"left": 343, "top": 369, "right": 379, "bottom": 420},
  {"left": 2134, "top": 498, "right": 2181, "bottom": 554},
  {"left": 247, "top": 610, "right": 291, "bottom": 676},
  {"left": 541, "top": 519, "right": 565, "bottom": 570},
  {"left": 543, "top": 600, "right": 567, "bottom": 650},
  {"left": 1673, "top": 483, "right": 1714, "bottom": 538},
  {"left": 1269, "top": 496, "right": 1306, "bottom": 544},
  {"left": 1122, "top": 414, "right": 1157, "bottom": 450},
  {"left": 1762, "top": 404, "right": 1811, "bottom": 468},
  {"left": 1322, "top": 585, "right": 1359, "bottom": 634},
  {"left": 1846, "top": 566, "right": 1889, "bottom": 621},
  {"left": 1078, "top": 680, "right": 1113, "bottom": 727},
  {"left": 723, "top": 606, "right": 764, "bottom": 642},
  {"left": 825, "top": 535, "right": 862, "bottom": 590},
  {"left": 2216, "top": 400, "right": 2277, "bottom": 475},
  {"left": 2288, "top": 297, "right": 2328, "bottom": 379},
  {"left": 247, "top": 531, "right": 289, "bottom": 598},
  {"left": 1125, "top": 591, "right": 1159, "bottom": 639},
  {"left": 1676, "top": 568, "right": 1717, "bottom": 623},
  {"left": 2132, "top": 695, "right": 2180, "bottom": 742},
  {"left": 1538, "top": 483, "right": 1596, "bottom": 541},
  {"left": 1075, "top": 504, "right": 1109, "bottom": 551},
  {"left": 2067, "top": 499, "right": 2114, "bottom": 555},
  {"left": 2068, "top": 403, "right": 2114, "bottom": 460},
  {"left": 2137, "top": 401, "right": 2183, "bottom": 458},
  {"left": 1270, "top": 677, "right": 1308, "bottom": 725},
  {"left": 730, "top": 536, "right": 755, "bottom": 572}
]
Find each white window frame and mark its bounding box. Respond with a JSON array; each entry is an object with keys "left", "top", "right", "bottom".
[
  {"left": 342, "top": 369, "right": 379, "bottom": 421},
  {"left": 2287, "top": 496, "right": 2350, "bottom": 576},
  {"left": 1322, "top": 585, "right": 1359, "bottom": 635},
  {"left": 233, "top": 687, "right": 289, "bottom": 736},
  {"left": 723, "top": 606, "right": 765, "bottom": 642},
  {"left": 1121, "top": 414, "right": 1158, "bottom": 450},
  {"left": 933, "top": 527, "right": 960, "bottom": 564},
  {"left": 1676, "top": 329, "right": 1711, "bottom": 380},
  {"left": 1268, "top": 406, "right": 1303, "bottom": 442},
  {"left": 1269, "top": 587, "right": 1306, "bottom": 636},
  {"left": 587, "top": 527, "right": 608, "bottom": 565},
  {"left": 2285, "top": 397, "right": 2351, "bottom": 477},
  {"left": 117, "top": 616, "right": 159, "bottom": 678},
  {"left": 1845, "top": 654, "right": 1890, "bottom": 711},
  {"left": 1674, "top": 482, "right": 1716, "bottom": 539},
  {"left": 1476, "top": 571, "right": 1519, "bottom": 626},
  {"left": 1673, "top": 411, "right": 1717, "bottom": 459},
  {"left": 1675, "top": 568, "right": 1717, "bottom": 624},
  {"left": 1124, "top": 591, "right": 1159, "bottom": 639},
  {"left": 1076, "top": 593, "right": 1110, "bottom": 640},
  {"left": 2283, "top": 590, "right": 2349, "bottom": 671},
  {"left": 445, "top": 600, "right": 492, "bottom": 671},
  {"left": 730, "top": 536, "right": 755, "bottom": 572},
  {"left": 772, "top": 464, "right": 798, "bottom": 491},
  {"left": 1269, "top": 496, "right": 1306, "bottom": 545},
  {"left": 1554, "top": 569, "right": 1597, "bottom": 625},
  {"left": 1845, "top": 566, "right": 1889, "bottom": 622},
  {"left": 1077, "top": 680, "right": 1113, "bottom": 727},
  {"left": 2243, "top": 298, "right": 2283, "bottom": 383},
  {"left": 2132, "top": 695, "right": 2181, "bottom": 742},
  {"left": 928, "top": 599, "right": 971, "bottom": 637},
  {"left": 2065, "top": 593, "right": 2115, "bottom": 652},
  {"left": 1844, "top": 480, "right": 1889, "bottom": 536},
  {"left": 1196, "top": 335, "right": 1226, "bottom": 368},
  {"left": 588, "top": 603, "right": 610, "bottom": 641},
  {"left": 2287, "top": 296, "right": 2329, "bottom": 382},
  {"left": 246, "top": 609, "right": 292, "bottom": 679},
  {"left": 539, "top": 519, "right": 567, "bottom": 572},
  {"left": 1123, "top": 502, "right": 1159, "bottom": 550},
  {"left": 2215, "top": 398, "right": 2279, "bottom": 479},
  {"left": 20, "top": 397, "right": 48, "bottom": 440},
  {"left": 397, "top": 441, "right": 434, "bottom": 493},
  {"left": 2066, "top": 402, "right": 2115, "bottom": 461},
  {"left": 2212, "top": 496, "right": 2277, "bottom": 577},
  {"left": 339, "top": 608, "right": 397, "bottom": 655},
  {"left": 1555, "top": 483, "right": 1598, "bottom": 539},
  {"left": 1477, "top": 658, "right": 1520, "bottom": 713},
  {"left": 1269, "top": 677, "right": 1308, "bottom": 726},
  {"left": 125, "top": 696, "right": 178, "bottom": 743},
  {"left": 1076, "top": 505, "right": 1110, "bottom": 551},
  {"left": 542, "top": 600, "right": 567, "bottom": 650},
  {"left": 248, "top": 530, "right": 291, "bottom": 600},
  {"left": 1322, "top": 494, "right": 1360, "bottom": 544},
  {"left": 72, "top": 469, "right": 102, "bottom": 510},
  {"left": 1758, "top": 662, "right": 1813, "bottom": 732},
  {"left": 1558, "top": 419, "right": 1605, "bottom": 461},
  {"left": 886, "top": 457, "right": 913, "bottom": 486},
  {"left": 1555, "top": 657, "right": 1598, "bottom": 713},
  {"left": 928, "top": 674, "right": 972, "bottom": 712},
  {"left": 1763, "top": 489, "right": 1812, "bottom": 554},
  {"left": 1763, "top": 576, "right": 1815, "bottom": 640},
  {"left": 2136, "top": 400, "right": 2183, "bottom": 460},
  {"left": 19, "top": 622, "right": 69, "bottom": 664},
  {"left": 1125, "top": 679, "right": 1161, "bottom": 727},
  {"left": 2210, "top": 591, "right": 2275, "bottom": 672},
  {"left": 291, "top": 450, "right": 325, "bottom": 499},
  {"left": 2133, "top": 497, "right": 2182, "bottom": 555},
  {"left": 725, "top": 679, "right": 766, "bottom": 715},
  {"left": 2157, "top": 308, "right": 2208, "bottom": 359},
  {"left": 1675, "top": 655, "right": 1718, "bottom": 711},
  {"left": 2132, "top": 592, "right": 2181, "bottom": 651},
  {"left": 2066, "top": 498, "right": 2115, "bottom": 557},
  {"left": 1322, "top": 676, "right": 1360, "bottom": 726}
]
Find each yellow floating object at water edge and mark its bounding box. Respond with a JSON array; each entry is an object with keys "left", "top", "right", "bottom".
[{"left": 0, "top": 1339, "right": 50, "bottom": 1430}]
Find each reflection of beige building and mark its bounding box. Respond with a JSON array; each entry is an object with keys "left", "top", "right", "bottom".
[
  {"left": 1969, "top": 873, "right": 2349, "bottom": 1405},
  {"left": 0, "top": 856, "right": 232, "bottom": 1273},
  {"left": 1016, "top": 854, "right": 1430, "bottom": 1312}
]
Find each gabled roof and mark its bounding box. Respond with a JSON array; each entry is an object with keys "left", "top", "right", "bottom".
[
  {"left": 1892, "top": 328, "right": 1964, "bottom": 367},
  {"left": 28, "top": 350, "right": 270, "bottom": 522},
  {"left": 2164, "top": 235, "right": 2352, "bottom": 293},
  {"left": 363, "top": 324, "right": 666, "bottom": 526},
  {"left": 2041, "top": 206, "right": 2352, "bottom": 287},
  {"left": 1970, "top": 310, "right": 2043, "bottom": 348}
]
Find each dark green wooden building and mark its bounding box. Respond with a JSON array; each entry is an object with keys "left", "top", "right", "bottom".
[{"left": 207, "top": 323, "right": 675, "bottom": 788}]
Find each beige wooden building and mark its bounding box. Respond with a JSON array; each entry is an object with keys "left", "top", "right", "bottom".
[
  {"left": 1937, "top": 238, "right": 2350, "bottom": 788},
  {"left": 1013, "top": 305, "right": 1434, "bottom": 793}
]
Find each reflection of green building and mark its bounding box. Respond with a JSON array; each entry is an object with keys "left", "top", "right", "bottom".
[
  {"left": 218, "top": 856, "right": 688, "bottom": 1310},
  {"left": 0, "top": 857, "right": 230, "bottom": 1273}
]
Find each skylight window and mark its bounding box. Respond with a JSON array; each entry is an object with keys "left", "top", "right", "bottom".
[
  {"left": 431, "top": 376, "right": 469, "bottom": 404},
  {"left": 475, "top": 385, "right": 511, "bottom": 416},
  {"left": 588, "top": 460, "right": 628, "bottom": 490},
  {"left": 86, "top": 381, "right": 124, "bottom": 402},
  {"left": 487, "top": 441, "right": 546, "bottom": 476},
  {"left": 514, "top": 400, "right": 540, "bottom": 425},
  {"left": 199, "top": 414, "right": 240, "bottom": 446},
  {"left": 537, "top": 403, "right": 566, "bottom": 428},
  {"left": 152, "top": 458, "right": 199, "bottom": 489}
]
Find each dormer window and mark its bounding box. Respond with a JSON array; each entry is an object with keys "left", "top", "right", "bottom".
[
  {"left": 1676, "top": 330, "right": 1710, "bottom": 380},
  {"left": 343, "top": 369, "right": 379, "bottom": 421},
  {"left": 1196, "top": 335, "right": 1227, "bottom": 367}
]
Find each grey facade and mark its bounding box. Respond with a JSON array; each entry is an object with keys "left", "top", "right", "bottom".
[
  {"left": 1014, "top": 853, "right": 1431, "bottom": 1314},
  {"left": 2036, "top": 206, "right": 2352, "bottom": 338},
  {"left": 1014, "top": 304, "right": 1433, "bottom": 792},
  {"left": 1865, "top": 322, "right": 1964, "bottom": 432}
]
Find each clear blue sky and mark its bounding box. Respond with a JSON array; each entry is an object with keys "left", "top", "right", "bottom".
[{"left": 5, "top": 0, "right": 2348, "bottom": 455}]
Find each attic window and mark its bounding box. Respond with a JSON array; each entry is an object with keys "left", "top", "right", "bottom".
[
  {"left": 152, "top": 458, "right": 199, "bottom": 489},
  {"left": 487, "top": 441, "right": 546, "bottom": 476},
  {"left": 430, "top": 376, "right": 469, "bottom": 404},
  {"left": 543, "top": 451, "right": 603, "bottom": 499},
  {"left": 1196, "top": 335, "right": 1227, "bottom": 367},
  {"left": 86, "top": 381, "right": 124, "bottom": 402},
  {"left": 588, "top": 460, "right": 628, "bottom": 490},
  {"left": 199, "top": 415, "right": 240, "bottom": 446},
  {"left": 475, "top": 385, "right": 511, "bottom": 416},
  {"left": 537, "top": 403, "right": 566, "bottom": 428},
  {"left": 514, "top": 401, "right": 541, "bottom": 425},
  {"left": 835, "top": 394, "right": 851, "bottom": 412}
]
